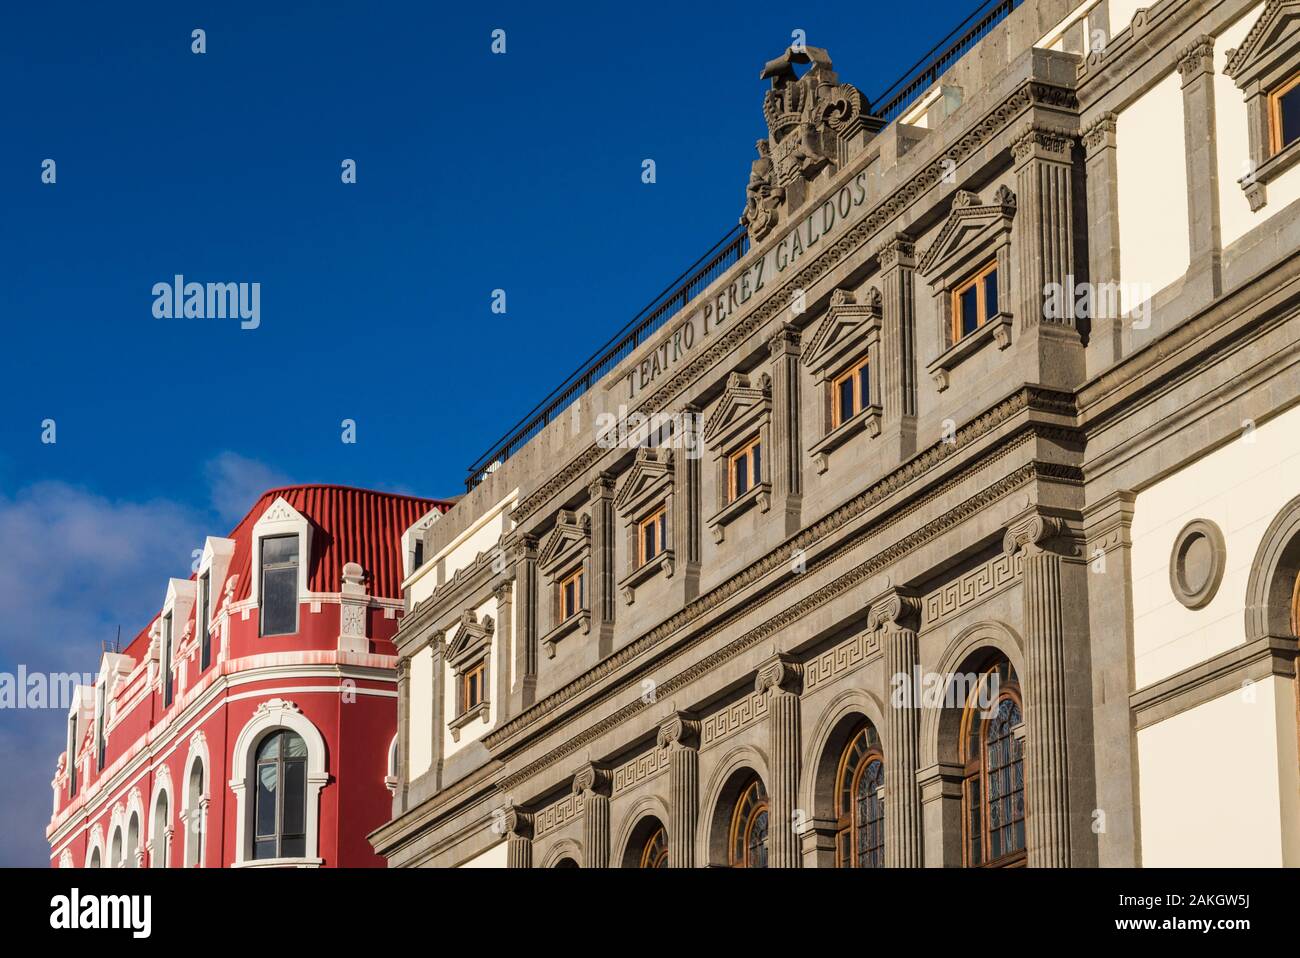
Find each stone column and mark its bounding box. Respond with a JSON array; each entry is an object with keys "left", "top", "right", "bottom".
[
  {"left": 1179, "top": 34, "right": 1222, "bottom": 305},
  {"left": 877, "top": 233, "right": 919, "bottom": 461},
  {"left": 428, "top": 631, "right": 447, "bottom": 792},
  {"left": 1004, "top": 514, "right": 1072, "bottom": 868},
  {"left": 1082, "top": 491, "right": 1140, "bottom": 866},
  {"left": 870, "top": 590, "right": 923, "bottom": 868},
  {"left": 588, "top": 473, "right": 616, "bottom": 659},
  {"left": 1012, "top": 124, "right": 1085, "bottom": 389},
  {"left": 574, "top": 763, "right": 612, "bottom": 868},
  {"left": 492, "top": 580, "right": 513, "bottom": 723},
  {"left": 511, "top": 533, "right": 539, "bottom": 710},
  {"left": 657, "top": 712, "right": 700, "bottom": 868},
  {"left": 1082, "top": 111, "right": 1122, "bottom": 372},
  {"left": 766, "top": 323, "right": 803, "bottom": 536},
  {"left": 672, "top": 403, "right": 703, "bottom": 602},
  {"left": 504, "top": 806, "right": 533, "bottom": 869},
  {"left": 755, "top": 654, "right": 803, "bottom": 868},
  {"left": 395, "top": 657, "right": 410, "bottom": 815}
]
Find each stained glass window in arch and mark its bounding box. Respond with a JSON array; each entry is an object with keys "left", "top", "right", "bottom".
[
  {"left": 640, "top": 826, "right": 668, "bottom": 868},
  {"left": 961, "top": 658, "right": 1025, "bottom": 867},
  {"left": 835, "top": 723, "right": 885, "bottom": 868},
  {"left": 728, "top": 777, "right": 769, "bottom": 868}
]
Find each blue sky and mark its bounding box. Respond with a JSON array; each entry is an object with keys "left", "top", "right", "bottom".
[{"left": 0, "top": 0, "right": 983, "bottom": 865}]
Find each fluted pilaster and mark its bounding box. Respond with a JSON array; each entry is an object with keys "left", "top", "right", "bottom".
[
  {"left": 504, "top": 807, "right": 533, "bottom": 869},
  {"left": 1012, "top": 125, "right": 1077, "bottom": 330},
  {"left": 588, "top": 473, "right": 616, "bottom": 657},
  {"left": 870, "top": 590, "right": 923, "bottom": 868},
  {"left": 658, "top": 712, "right": 700, "bottom": 868},
  {"left": 574, "top": 763, "right": 612, "bottom": 868},
  {"left": 512, "top": 533, "right": 539, "bottom": 709},
  {"left": 766, "top": 323, "right": 802, "bottom": 535},
  {"left": 1004, "top": 514, "right": 1072, "bottom": 868},
  {"left": 756, "top": 654, "right": 802, "bottom": 868}
]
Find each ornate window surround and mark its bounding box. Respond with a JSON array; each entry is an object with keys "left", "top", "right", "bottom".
[
  {"left": 195, "top": 535, "right": 235, "bottom": 667},
  {"left": 801, "top": 287, "right": 883, "bottom": 474},
  {"left": 1224, "top": 3, "right": 1300, "bottom": 211},
  {"left": 248, "top": 497, "right": 313, "bottom": 633},
  {"left": 537, "top": 509, "right": 592, "bottom": 658},
  {"left": 180, "top": 731, "right": 210, "bottom": 867},
  {"left": 919, "top": 186, "right": 1017, "bottom": 392},
  {"left": 229, "top": 698, "right": 328, "bottom": 868},
  {"left": 158, "top": 578, "right": 195, "bottom": 709},
  {"left": 615, "top": 447, "right": 676, "bottom": 604},
  {"left": 146, "top": 765, "right": 173, "bottom": 868},
  {"left": 703, "top": 371, "right": 773, "bottom": 542},
  {"left": 446, "top": 609, "right": 494, "bottom": 741}
]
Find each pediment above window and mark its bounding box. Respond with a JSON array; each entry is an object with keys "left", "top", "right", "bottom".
[
  {"left": 537, "top": 509, "right": 591, "bottom": 578},
  {"left": 446, "top": 609, "right": 494, "bottom": 670},
  {"left": 702, "top": 372, "right": 772, "bottom": 451},
  {"left": 1225, "top": 0, "right": 1300, "bottom": 86},
  {"left": 917, "top": 186, "right": 1017, "bottom": 281},
  {"left": 614, "top": 447, "right": 674, "bottom": 518},
  {"left": 802, "top": 287, "right": 882, "bottom": 376}
]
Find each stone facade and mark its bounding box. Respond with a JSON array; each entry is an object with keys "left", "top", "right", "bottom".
[{"left": 373, "top": 0, "right": 1300, "bottom": 868}]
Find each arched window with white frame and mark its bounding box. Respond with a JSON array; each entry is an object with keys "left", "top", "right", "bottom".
[{"left": 229, "top": 699, "right": 328, "bottom": 867}]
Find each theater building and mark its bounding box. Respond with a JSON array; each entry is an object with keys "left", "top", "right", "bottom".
[
  {"left": 373, "top": 0, "right": 1300, "bottom": 868},
  {"left": 48, "top": 485, "right": 450, "bottom": 868}
]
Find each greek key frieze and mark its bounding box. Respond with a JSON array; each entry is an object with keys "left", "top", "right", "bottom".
[
  {"left": 803, "top": 629, "right": 878, "bottom": 692},
  {"left": 533, "top": 791, "right": 585, "bottom": 838},
  {"left": 922, "top": 550, "right": 1023, "bottom": 626},
  {"left": 612, "top": 746, "right": 669, "bottom": 794},
  {"left": 701, "top": 690, "right": 769, "bottom": 750}
]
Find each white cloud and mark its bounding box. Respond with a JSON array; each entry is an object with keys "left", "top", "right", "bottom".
[
  {"left": 0, "top": 453, "right": 289, "bottom": 865},
  {"left": 204, "top": 451, "right": 293, "bottom": 524}
]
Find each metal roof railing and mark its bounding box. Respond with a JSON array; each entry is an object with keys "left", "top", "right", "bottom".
[{"left": 464, "top": 0, "right": 1022, "bottom": 490}]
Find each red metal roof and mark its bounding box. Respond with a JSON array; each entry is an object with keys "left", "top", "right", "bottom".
[{"left": 116, "top": 485, "right": 451, "bottom": 663}]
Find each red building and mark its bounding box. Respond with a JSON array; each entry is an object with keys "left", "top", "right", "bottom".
[{"left": 47, "top": 485, "right": 451, "bottom": 868}]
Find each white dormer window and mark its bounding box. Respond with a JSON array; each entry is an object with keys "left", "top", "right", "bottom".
[
  {"left": 66, "top": 711, "right": 79, "bottom": 798},
  {"left": 249, "top": 498, "right": 312, "bottom": 638},
  {"left": 195, "top": 535, "right": 235, "bottom": 669},
  {"left": 197, "top": 570, "right": 211, "bottom": 670},
  {"left": 260, "top": 535, "right": 300, "bottom": 636},
  {"left": 94, "top": 680, "right": 106, "bottom": 771},
  {"left": 161, "top": 612, "right": 174, "bottom": 708}
]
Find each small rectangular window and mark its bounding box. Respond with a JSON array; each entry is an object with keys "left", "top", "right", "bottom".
[
  {"left": 463, "top": 662, "right": 486, "bottom": 710},
  {"left": 560, "top": 568, "right": 585, "bottom": 620},
  {"left": 638, "top": 507, "right": 667, "bottom": 568},
  {"left": 952, "top": 261, "right": 998, "bottom": 343},
  {"left": 162, "top": 612, "right": 174, "bottom": 708},
  {"left": 1270, "top": 72, "right": 1300, "bottom": 155},
  {"left": 95, "top": 683, "right": 106, "bottom": 771},
  {"left": 198, "top": 570, "right": 211, "bottom": 671},
  {"left": 831, "top": 356, "right": 871, "bottom": 428},
  {"left": 728, "top": 436, "right": 762, "bottom": 503},
  {"left": 67, "top": 714, "right": 78, "bottom": 798},
  {"left": 260, "top": 535, "right": 299, "bottom": 637}
]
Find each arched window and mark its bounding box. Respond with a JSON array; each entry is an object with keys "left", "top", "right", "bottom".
[
  {"left": 961, "top": 658, "right": 1025, "bottom": 867},
  {"left": 553, "top": 857, "right": 579, "bottom": 868},
  {"left": 126, "top": 813, "right": 141, "bottom": 868},
  {"left": 109, "top": 827, "right": 122, "bottom": 868},
  {"left": 89, "top": 846, "right": 102, "bottom": 868},
  {"left": 151, "top": 792, "right": 169, "bottom": 868},
  {"left": 835, "top": 723, "right": 885, "bottom": 868},
  {"left": 728, "top": 776, "right": 769, "bottom": 868},
  {"left": 253, "top": 730, "right": 308, "bottom": 860},
  {"left": 639, "top": 826, "right": 668, "bottom": 868},
  {"left": 185, "top": 761, "right": 205, "bottom": 867}
]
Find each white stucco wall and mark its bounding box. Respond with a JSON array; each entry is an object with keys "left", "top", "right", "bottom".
[
  {"left": 1116, "top": 70, "right": 1190, "bottom": 315},
  {"left": 1214, "top": 4, "right": 1300, "bottom": 248},
  {"left": 1138, "top": 676, "right": 1300, "bottom": 866},
  {"left": 1131, "top": 402, "right": 1300, "bottom": 689},
  {"left": 408, "top": 645, "right": 433, "bottom": 779}
]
